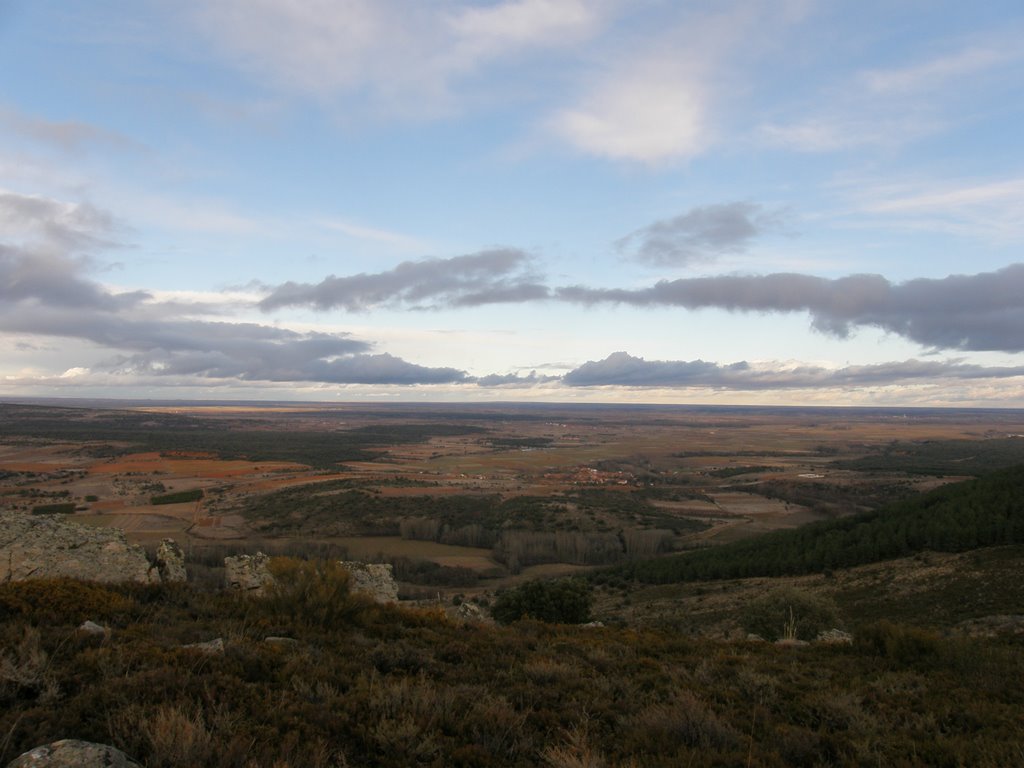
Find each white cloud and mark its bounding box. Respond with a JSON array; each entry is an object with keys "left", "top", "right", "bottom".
[
  {"left": 843, "top": 176, "right": 1024, "bottom": 242},
  {"left": 118, "top": 192, "right": 267, "bottom": 236},
  {"left": 759, "top": 37, "right": 1022, "bottom": 153},
  {"left": 317, "top": 217, "right": 428, "bottom": 251},
  {"left": 446, "top": 0, "right": 599, "bottom": 58},
  {"left": 757, "top": 115, "right": 940, "bottom": 153},
  {"left": 545, "top": 0, "right": 814, "bottom": 163},
  {"left": 862, "top": 45, "right": 1020, "bottom": 95},
  {"left": 549, "top": 65, "right": 708, "bottom": 163},
  {"left": 189, "top": 0, "right": 607, "bottom": 117}
]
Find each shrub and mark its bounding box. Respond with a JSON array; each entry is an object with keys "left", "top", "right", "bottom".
[
  {"left": 741, "top": 587, "right": 839, "bottom": 641},
  {"left": 491, "top": 579, "right": 592, "bottom": 625},
  {"left": 0, "top": 579, "right": 134, "bottom": 624},
  {"left": 256, "top": 557, "right": 363, "bottom": 630},
  {"left": 114, "top": 704, "right": 214, "bottom": 768},
  {"left": 628, "top": 692, "right": 740, "bottom": 752},
  {"left": 0, "top": 625, "right": 60, "bottom": 705},
  {"left": 856, "top": 620, "right": 943, "bottom": 663}
]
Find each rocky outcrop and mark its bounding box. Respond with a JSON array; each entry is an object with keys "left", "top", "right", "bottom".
[
  {"left": 78, "top": 621, "right": 107, "bottom": 636},
  {"left": 224, "top": 552, "right": 274, "bottom": 594},
  {"left": 340, "top": 561, "right": 398, "bottom": 603},
  {"left": 1, "top": 512, "right": 157, "bottom": 584},
  {"left": 154, "top": 538, "right": 186, "bottom": 583},
  {"left": 6, "top": 740, "right": 142, "bottom": 767},
  {"left": 181, "top": 637, "right": 225, "bottom": 655},
  {"left": 455, "top": 601, "right": 491, "bottom": 623},
  {"left": 814, "top": 629, "right": 853, "bottom": 645}
]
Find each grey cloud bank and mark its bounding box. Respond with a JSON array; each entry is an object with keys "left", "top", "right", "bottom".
[
  {"left": 259, "top": 240, "right": 1024, "bottom": 354},
  {"left": 563, "top": 351, "right": 1024, "bottom": 390},
  {"left": 616, "top": 202, "right": 782, "bottom": 265},
  {"left": 558, "top": 264, "right": 1024, "bottom": 353},
  {"left": 0, "top": 193, "right": 469, "bottom": 387},
  {"left": 0, "top": 191, "right": 118, "bottom": 251},
  {"left": 259, "top": 249, "right": 544, "bottom": 311},
  {"left": 5, "top": 188, "right": 1024, "bottom": 396}
]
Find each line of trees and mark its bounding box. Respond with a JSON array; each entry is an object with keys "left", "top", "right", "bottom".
[{"left": 609, "top": 464, "right": 1024, "bottom": 584}]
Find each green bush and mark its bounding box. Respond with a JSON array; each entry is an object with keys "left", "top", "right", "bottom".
[
  {"left": 491, "top": 579, "right": 592, "bottom": 625},
  {"left": 31, "top": 503, "right": 76, "bottom": 515},
  {"left": 741, "top": 587, "right": 840, "bottom": 641},
  {"left": 151, "top": 488, "right": 203, "bottom": 505}
]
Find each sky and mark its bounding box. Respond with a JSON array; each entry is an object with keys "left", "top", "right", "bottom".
[{"left": 1, "top": 0, "right": 1024, "bottom": 407}]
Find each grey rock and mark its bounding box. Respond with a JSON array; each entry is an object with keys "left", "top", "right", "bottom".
[
  {"left": 224, "top": 552, "right": 274, "bottom": 594},
  {"left": 0, "top": 512, "right": 156, "bottom": 584},
  {"left": 340, "top": 561, "right": 398, "bottom": 603},
  {"left": 6, "top": 739, "right": 142, "bottom": 767},
  {"left": 78, "top": 620, "right": 107, "bottom": 636},
  {"left": 182, "top": 637, "right": 224, "bottom": 655},
  {"left": 154, "top": 538, "right": 186, "bottom": 583},
  {"left": 264, "top": 636, "right": 299, "bottom": 646},
  {"left": 815, "top": 628, "right": 853, "bottom": 645},
  {"left": 455, "top": 601, "right": 492, "bottom": 623}
]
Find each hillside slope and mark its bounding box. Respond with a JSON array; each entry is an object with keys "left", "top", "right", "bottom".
[{"left": 613, "top": 464, "right": 1024, "bottom": 584}]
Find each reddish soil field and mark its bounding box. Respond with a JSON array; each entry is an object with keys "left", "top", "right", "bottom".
[{"left": 91, "top": 452, "right": 304, "bottom": 478}]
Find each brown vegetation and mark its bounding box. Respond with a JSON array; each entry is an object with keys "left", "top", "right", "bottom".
[{"left": 1, "top": 566, "right": 1021, "bottom": 767}]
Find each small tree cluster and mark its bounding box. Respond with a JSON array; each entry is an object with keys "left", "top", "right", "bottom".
[{"left": 491, "top": 579, "right": 593, "bottom": 625}]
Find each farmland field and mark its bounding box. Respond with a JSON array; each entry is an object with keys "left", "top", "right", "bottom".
[{"left": 3, "top": 399, "right": 1024, "bottom": 589}]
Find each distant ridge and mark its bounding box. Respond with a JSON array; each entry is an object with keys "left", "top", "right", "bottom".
[{"left": 4, "top": 396, "right": 1024, "bottom": 416}]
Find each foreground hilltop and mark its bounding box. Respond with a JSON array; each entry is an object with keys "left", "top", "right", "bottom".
[
  {"left": 2, "top": 550, "right": 1022, "bottom": 765},
  {"left": 2, "top": 576, "right": 1022, "bottom": 767}
]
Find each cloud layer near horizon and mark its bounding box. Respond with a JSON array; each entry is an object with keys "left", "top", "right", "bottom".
[
  {"left": 557, "top": 265, "right": 1024, "bottom": 353},
  {"left": 259, "top": 249, "right": 545, "bottom": 312},
  {"left": 5, "top": 188, "right": 1024, "bottom": 396},
  {"left": 257, "top": 243, "right": 1024, "bottom": 354},
  {"left": 562, "top": 351, "right": 1024, "bottom": 390},
  {"left": 0, "top": 192, "right": 470, "bottom": 386}
]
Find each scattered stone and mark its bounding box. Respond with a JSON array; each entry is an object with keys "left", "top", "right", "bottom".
[
  {"left": 154, "top": 538, "right": 186, "bottom": 583},
  {"left": 78, "top": 620, "right": 107, "bottom": 636},
  {"left": 6, "top": 739, "right": 142, "bottom": 767},
  {"left": 181, "top": 637, "right": 224, "bottom": 655},
  {"left": 224, "top": 552, "right": 274, "bottom": 594},
  {"left": 454, "top": 601, "right": 492, "bottom": 624},
  {"left": 0, "top": 512, "right": 157, "bottom": 584},
  {"left": 581, "top": 621, "right": 605, "bottom": 628},
  {"left": 340, "top": 561, "right": 398, "bottom": 603},
  {"left": 815, "top": 628, "right": 854, "bottom": 645}
]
